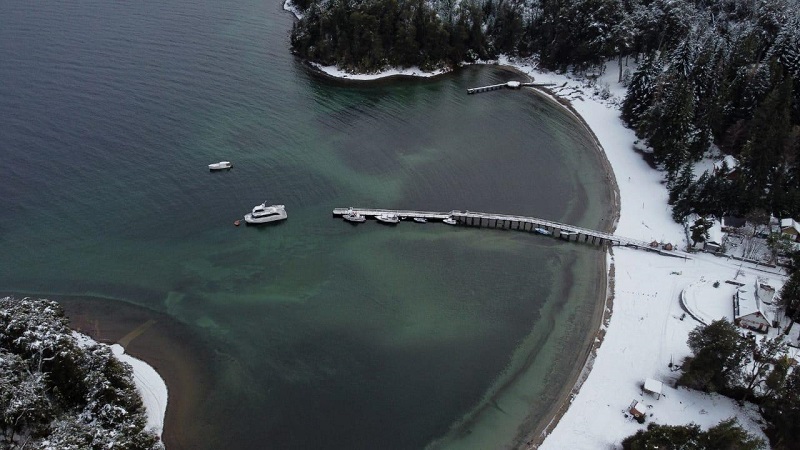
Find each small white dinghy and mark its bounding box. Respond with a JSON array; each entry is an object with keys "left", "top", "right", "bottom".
[{"left": 208, "top": 161, "right": 232, "bottom": 171}]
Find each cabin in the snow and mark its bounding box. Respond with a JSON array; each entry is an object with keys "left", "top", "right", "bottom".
[
  {"left": 629, "top": 400, "right": 646, "bottom": 422},
  {"left": 713, "top": 155, "right": 739, "bottom": 180},
  {"left": 733, "top": 279, "right": 772, "bottom": 332},
  {"left": 780, "top": 218, "right": 800, "bottom": 242}
]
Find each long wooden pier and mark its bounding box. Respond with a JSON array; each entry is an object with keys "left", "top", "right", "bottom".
[{"left": 332, "top": 207, "right": 656, "bottom": 249}]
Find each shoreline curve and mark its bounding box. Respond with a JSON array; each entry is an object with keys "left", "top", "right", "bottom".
[{"left": 291, "top": 54, "right": 621, "bottom": 447}]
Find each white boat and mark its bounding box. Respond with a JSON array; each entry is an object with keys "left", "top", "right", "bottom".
[
  {"left": 443, "top": 217, "right": 457, "bottom": 225},
  {"left": 244, "top": 203, "right": 287, "bottom": 224},
  {"left": 534, "top": 227, "right": 552, "bottom": 235},
  {"left": 342, "top": 209, "right": 366, "bottom": 223},
  {"left": 376, "top": 213, "right": 400, "bottom": 224},
  {"left": 413, "top": 217, "right": 427, "bottom": 223},
  {"left": 208, "top": 161, "right": 232, "bottom": 170}
]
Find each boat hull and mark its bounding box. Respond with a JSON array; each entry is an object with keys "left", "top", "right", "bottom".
[
  {"left": 376, "top": 215, "right": 399, "bottom": 224},
  {"left": 244, "top": 213, "right": 287, "bottom": 224},
  {"left": 208, "top": 161, "right": 232, "bottom": 170}
]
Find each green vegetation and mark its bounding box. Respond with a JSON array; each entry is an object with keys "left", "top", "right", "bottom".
[
  {"left": 675, "top": 319, "right": 800, "bottom": 448},
  {"left": 621, "top": 419, "right": 765, "bottom": 450},
  {"left": 0, "top": 297, "right": 162, "bottom": 450}
]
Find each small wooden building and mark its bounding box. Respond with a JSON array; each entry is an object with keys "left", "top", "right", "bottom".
[
  {"left": 713, "top": 155, "right": 739, "bottom": 180},
  {"left": 644, "top": 378, "right": 664, "bottom": 400},
  {"left": 734, "top": 284, "right": 771, "bottom": 333},
  {"left": 781, "top": 218, "right": 800, "bottom": 242},
  {"left": 629, "top": 400, "right": 646, "bottom": 421}
]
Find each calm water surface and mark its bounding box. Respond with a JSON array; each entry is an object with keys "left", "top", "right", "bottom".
[{"left": 0, "top": 0, "right": 612, "bottom": 448}]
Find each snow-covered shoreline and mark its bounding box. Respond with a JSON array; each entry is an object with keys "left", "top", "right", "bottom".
[
  {"left": 291, "top": 55, "right": 786, "bottom": 446},
  {"left": 500, "top": 59, "right": 785, "bottom": 447},
  {"left": 111, "top": 344, "right": 168, "bottom": 438},
  {"left": 74, "top": 332, "right": 168, "bottom": 440}
]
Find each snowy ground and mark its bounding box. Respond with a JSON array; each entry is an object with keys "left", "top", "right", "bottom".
[
  {"left": 538, "top": 250, "right": 779, "bottom": 448},
  {"left": 111, "top": 344, "right": 168, "bottom": 437},
  {"left": 681, "top": 277, "right": 740, "bottom": 325},
  {"left": 73, "top": 333, "right": 167, "bottom": 438},
  {"left": 493, "top": 58, "right": 787, "bottom": 447},
  {"left": 722, "top": 232, "right": 775, "bottom": 263}
]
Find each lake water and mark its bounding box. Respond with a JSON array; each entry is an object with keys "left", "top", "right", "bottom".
[{"left": 0, "top": 0, "right": 612, "bottom": 448}]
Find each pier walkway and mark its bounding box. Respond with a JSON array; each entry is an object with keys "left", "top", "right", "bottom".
[
  {"left": 332, "top": 207, "right": 659, "bottom": 250},
  {"left": 466, "top": 81, "right": 556, "bottom": 94}
]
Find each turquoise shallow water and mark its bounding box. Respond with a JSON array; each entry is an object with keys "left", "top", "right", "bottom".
[{"left": 0, "top": 0, "right": 612, "bottom": 448}]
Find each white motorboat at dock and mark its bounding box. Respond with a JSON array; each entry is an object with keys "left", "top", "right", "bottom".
[
  {"left": 342, "top": 208, "right": 366, "bottom": 223},
  {"left": 376, "top": 213, "right": 400, "bottom": 224}
]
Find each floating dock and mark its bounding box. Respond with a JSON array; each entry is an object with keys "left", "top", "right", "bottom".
[{"left": 332, "top": 207, "right": 658, "bottom": 249}]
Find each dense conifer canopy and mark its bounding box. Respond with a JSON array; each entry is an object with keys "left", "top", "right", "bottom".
[{"left": 0, "top": 297, "right": 162, "bottom": 450}]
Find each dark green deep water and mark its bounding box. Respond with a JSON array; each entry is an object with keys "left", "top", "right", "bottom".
[{"left": 0, "top": 0, "right": 612, "bottom": 448}]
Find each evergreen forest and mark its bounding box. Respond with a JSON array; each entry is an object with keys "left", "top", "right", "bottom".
[
  {"left": 0, "top": 297, "right": 163, "bottom": 450},
  {"left": 290, "top": 0, "right": 800, "bottom": 222}
]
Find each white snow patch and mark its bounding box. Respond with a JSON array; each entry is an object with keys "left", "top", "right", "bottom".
[
  {"left": 72, "top": 332, "right": 167, "bottom": 439},
  {"left": 110, "top": 344, "right": 168, "bottom": 437},
  {"left": 283, "top": 0, "right": 303, "bottom": 20}
]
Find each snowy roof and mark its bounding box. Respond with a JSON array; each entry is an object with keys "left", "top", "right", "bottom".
[
  {"left": 707, "top": 220, "right": 723, "bottom": 245},
  {"left": 781, "top": 218, "right": 799, "bottom": 232},
  {"left": 735, "top": 289, "right": 756, "bottom": 317},
  {"left": 630, "top": 401, "right": 646, "bottom": 415},
  {"left": 757, "top": 279, "right": 776, "bottom": 304},
  {"left": 788, "top": 323, "right": 800, "bottom": 347},
  {"left": 713, "top": 155, "right": 739, "bottom": 173},
  {"left": 735, "top": 287, "right": 768, "bottom": 320},
  {"left": 644, "top": 378, "right": 663, "bottom": 395}
]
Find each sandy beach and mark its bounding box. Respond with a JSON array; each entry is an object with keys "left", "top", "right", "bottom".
[{"left": 58, "top": 295, "right": 214, "bottom": 450}]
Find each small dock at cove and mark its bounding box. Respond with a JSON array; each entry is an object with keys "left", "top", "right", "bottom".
[
  {"left": 466, "top": 81, "right": 556, "bottom": 94},
  {"left": 332, "top": 207, "right": 664, "bottom": 251}
]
